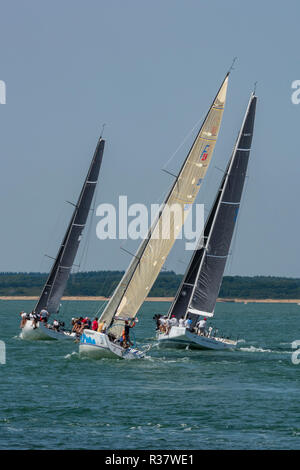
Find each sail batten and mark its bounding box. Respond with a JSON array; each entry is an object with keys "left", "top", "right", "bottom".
[
  {"left": 168, "top": 93, "right": 257, "bottom": 323},
  {"left": 99, "top": 75, "right": 229, "bottom": 337},
  {"left": 34, "top": 137, "right": 105, "bottom": 315}
]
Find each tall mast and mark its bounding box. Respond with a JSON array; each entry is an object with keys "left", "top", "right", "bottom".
[
  {"left": 99, "top": 74, "right": 229, "bottom": 338},
  {"left": 34, "top": 137, "right": 105, "bottom": 315}
]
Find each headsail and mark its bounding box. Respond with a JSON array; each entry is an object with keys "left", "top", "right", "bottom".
[
  {"left": 34, "top": 137, "right": 105, "bottom": 315},
  {"left": 99, "top": 74, "right": 229, "bottom": 337},
  {"left": 168, "top": 93, "right": 257, "bottom": 322}
]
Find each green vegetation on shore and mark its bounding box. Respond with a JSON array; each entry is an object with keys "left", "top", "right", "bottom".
[{"left": 0, "top": 272, "right": 300, "bottom": 299}]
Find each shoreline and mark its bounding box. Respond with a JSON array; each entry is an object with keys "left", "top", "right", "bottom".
[{"left": 0, "top": 296, "right": 300, "bottom": 303}]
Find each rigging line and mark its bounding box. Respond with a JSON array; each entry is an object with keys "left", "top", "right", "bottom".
[
  {"left": 77, "top": 147, "right": 103, "bottom": 273},
  {"left": 227, "top": 172, "right": 250, "bottom": 276},
  {"left": 228, "top": 57, "right": 238, "bottom": 74},
  {"left": 38, "top": 202, "right": 68, "bottom": 274},
  {"left": 77, "top": 198, "right": 95, "bottom": 273},
  {"left": 161, "top": 110, "right": 207, "bottom": 171},
  {"left": 94, "top": 300, "right": 108, "bottom": 317},
  {"left": 214, "top": 166, "right": 226, "bottom": 174},
  {"left": 94, "top": 278, "right": 120, "bottom": 317},
  {"left": 100, "top": 123, "right": 106, "bottom": 139}
]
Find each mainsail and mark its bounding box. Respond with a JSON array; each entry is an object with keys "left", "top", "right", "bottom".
[
  {"left": 99, "top": 74, "right": 229, "bottom": 337},
  {"left": 34, "top": 137, "right": 105, "bottom": 315},
  {"left": 168, "top": 93, "right": 257, "bottom": 322}
]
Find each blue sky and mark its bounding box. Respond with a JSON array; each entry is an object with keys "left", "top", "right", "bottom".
[{"left": 0, "top": 0, "right": 299, "bottom": 276}]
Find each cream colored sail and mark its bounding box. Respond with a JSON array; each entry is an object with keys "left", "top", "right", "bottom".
[{"left": 100, "top": 74, "right": 229, "bottom": 337}]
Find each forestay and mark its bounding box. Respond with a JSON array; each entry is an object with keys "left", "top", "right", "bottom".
[
  {"left": 100, "top": 75, "right": 229, "bottom": 337},
  {"left": 34, "top": 137, "right": 105, "bottom": 315}
]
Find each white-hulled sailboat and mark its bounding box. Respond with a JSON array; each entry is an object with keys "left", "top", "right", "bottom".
[
  {"left": 157, "top": 92, "right": 257, "bottom": 350},
  {"left": 79, "top": 74, "right": 229, "bottom": 359},
  {"left": 20, "top": 136, "right": 105, "bottom": 340}
]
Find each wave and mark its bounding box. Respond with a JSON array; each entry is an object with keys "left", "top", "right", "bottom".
[
  {"left": 239, "top": 345, "right": 291, "bottom": 354},
  {"left": 64, "top": 351, "right": 79, "bottom": 359},
  {"left": 239, "top": 346, "right": 273, "bottom": 353}
]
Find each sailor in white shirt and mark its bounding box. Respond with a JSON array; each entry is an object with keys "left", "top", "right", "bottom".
[
  {"left": 20, "top": 311, "right": 27, "bottom": 328},
  {"left": 159, "top": 316, "right": 167, "bottom": 332},
  {"left": 197, "top": 318, "right": 207, "bottom": 336},
  {"left": 166, "top": 317, "right": 173, "bottom": 333},
  {"left": 178, "top": 318, "right": 185, "bottom": 328}
]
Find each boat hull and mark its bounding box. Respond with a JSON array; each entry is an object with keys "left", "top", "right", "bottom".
[
  {"left": 20, "top": 320, "right": 76, "bottom": 341},
  {"left": 157, "top": 326, "right": 236, "bottom": 350},
  {"left": 79, "top": 330, "right": 145, "bottom": 359}
]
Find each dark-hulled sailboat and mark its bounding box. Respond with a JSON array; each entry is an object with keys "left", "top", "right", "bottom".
[
  {"left": 20, "top": 136, "right": 105, "bottom": 340},
  {"left": 157, "top": 92, "right": 257, "bottom": 350}
]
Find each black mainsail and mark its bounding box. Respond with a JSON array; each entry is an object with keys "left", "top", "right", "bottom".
[
  {"left": 168, "top": 93, "right": 257, "bottom": 322},
  {"left": 34, "top": 137, "right": 105, "bottom": 315}
]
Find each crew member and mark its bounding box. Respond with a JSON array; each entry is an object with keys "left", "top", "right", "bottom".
[
  {"left": 121, "top": 318, "right": 137, "bottom": 348},
  {"left": 20, "top": 311, "right": 27, "bottom": 328},
  {"left": 92, "top": 317, "right": 98, "bottom": 331},
  {"left": 197, "top": 317, "right": 207, "bottom": 336}
]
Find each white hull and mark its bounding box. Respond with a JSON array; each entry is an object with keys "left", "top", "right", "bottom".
[
  {"left": 158, "top": 326, "right": 237, "bottom": 350},
  {"left": 20, "top": 320, "right": 76, "bottom": 341},
  {"left": 79, "top": 330, "right": 145, "bottom": 359}
]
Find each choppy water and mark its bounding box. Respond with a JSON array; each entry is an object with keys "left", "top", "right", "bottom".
[{"left": 0, "top": 300, "right": 299, "bottom": 449}]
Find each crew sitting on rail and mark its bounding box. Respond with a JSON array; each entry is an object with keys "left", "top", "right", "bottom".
[
  {"left": 82, "top": 317, "right": 91, "bottom": 329},
  {"left": 20, "top": 311, "right": 27, "bottom": 328},
  {"left": 30, "top": 311, "right": 39, "bottom": 329},
  {"left": 158, "top": 315, "right": 167, "bottom": 333},
  {"left": 40, "top": 309, "right": 49, "bottom": 323},
  {"left": 72, "top": 317, "right": 84, "bottom": 335},
  {"left": 153, "top": 314, "right": 162, "bottom": 331},
  {"left": 165, "top": 314, "right": 178, "bottom": 334}
]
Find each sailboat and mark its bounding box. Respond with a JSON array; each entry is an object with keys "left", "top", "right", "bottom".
[
  {"left": 157, "top": 92, "right": 257, "bottom": 350},
  {"left": 79, "top": 73, "right": 229, "bottom": 359},
  {"left": 20, "top": 136, "right": 105, "bottom": 340}
]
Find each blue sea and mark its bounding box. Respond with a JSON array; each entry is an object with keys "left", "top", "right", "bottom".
[{"left": 0, "top": 300, "right": 299, "bottom": 450}]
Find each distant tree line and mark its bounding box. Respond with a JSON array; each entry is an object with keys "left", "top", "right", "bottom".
[{"left": 0, "top": 272, "right": 300, "bottom": 299}]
